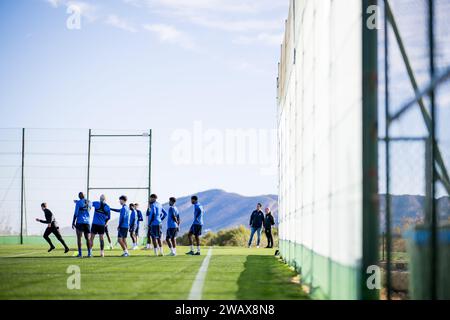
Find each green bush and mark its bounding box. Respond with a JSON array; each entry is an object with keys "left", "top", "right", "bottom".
[{"left": 176, "top": 225, "right": 278, "bottom": 247}]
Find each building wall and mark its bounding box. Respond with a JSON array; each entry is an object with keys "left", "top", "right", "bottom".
[{"left": 277, "top": 0, "right": 367, "bottom": 299}]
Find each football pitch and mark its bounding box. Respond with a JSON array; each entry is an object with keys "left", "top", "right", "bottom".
[{"left": 0, "top": 245, "right": 308, "bottom": 300}]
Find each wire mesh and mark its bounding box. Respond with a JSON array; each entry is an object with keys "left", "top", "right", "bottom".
[
  {"left": 380, "top": 0, "right": 450, "bottom": 300},
  {"left": 0, "top": 129, "right": 23, "bottom": 235},
  {"left": 277, "top": 0, "right": 365, "bottom": 299},
  {"left": 0, "top": 128, "right": 151, "bottom": 237}
]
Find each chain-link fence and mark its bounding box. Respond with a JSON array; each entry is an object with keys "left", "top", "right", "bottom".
[
  {"left": 277, "top": 0, "right": 379, "bottom": 299},
  {"left": 379, "top": 0, "right": 450, "bottom": 300},
  {"left": 0, "top": 128, "right": 152, "bottom": 242}
]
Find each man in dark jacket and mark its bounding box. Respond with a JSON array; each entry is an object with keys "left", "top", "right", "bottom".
[
  {"left": 264, "top": 207, "right": 275, "bottom": 248},
  {"left": 35, "top": 203, "right": 70, "bottom": 253},
  {"left": 248, "top": 203, "right": 265, "bottom": 248}
]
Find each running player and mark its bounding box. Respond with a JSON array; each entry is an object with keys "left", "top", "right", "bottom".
[
  {"left": 35, "top": 203, "right": 69, "bottom": 253},
  {"left": 111, "top": 195, "right": 130, "bottom": 257},
  {"left": 148, "top": 194, "right": 167, "bottom": 256},
  {"left": 186, "top": 195, "right": 204, "bottom": 256},
  {"left": 72, "top": 192, "right": 92, "bottom": 258},
  {"left": 129, "top": 203, "right": 138, "bottom": 250},
  {"left": 90, "top": 194, "right": 111, "bottom": 257},
  {"left": 166, "top": 197, "right": 180, "bottom": 256},
  {"left": 134, "top": 203, "right": 144, "bottom": 249}
]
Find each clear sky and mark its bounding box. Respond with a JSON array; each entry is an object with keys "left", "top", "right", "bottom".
[
  {"left": 0, "top": 0, "right": 288, "bottom": 199},
  {"left": 1, "top": 0, "right": 449, "bottom": 200}
]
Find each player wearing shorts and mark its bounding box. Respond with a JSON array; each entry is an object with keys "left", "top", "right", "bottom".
[
  {"left": 134, "top": 203, "right": 143, "bottom": 248},
  {"left": 35, "top": 203, "right": 69, "bottom": 253},
  {"left": 72, "top": 192, "right": 92, "bottom": 258},
  {"left": 148, "top": 194, "right": 167, "bottom": 256},
  {"left": 111, "top": 195, "right": 130, "bottom": 257},
  {"left": 145, "top": 206, "right": 153, "bottom": 250},
  {"left": 129, "top": 203, "right": 138, "bottom": 250},
  {"left": 90, "top": 194, "right": 111, "bottom": 257},
  {"left": 166, "top": 197, "right": 180, "bottom": 256},
  {"left": 186, "top": 195, "right": 204, "bottom": 256}
]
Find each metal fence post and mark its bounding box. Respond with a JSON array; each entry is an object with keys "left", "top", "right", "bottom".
[
  {"left": 362, "top": 0, "right": 379, "bottom": 300},
  {"left": 384, "top": 0, "right": 392, "bottom": 300},
  {"left": 87, "top": 129, "right": 92, "bottom": 200},
  {"left": 427, "top": 0, "right": 437, "bottom": 300},
  {"left": 20, "top": 128, "right": 25, "bottom": 245},
  {"left": 148, "top": 129, "right": 152, "bottom": 201}
]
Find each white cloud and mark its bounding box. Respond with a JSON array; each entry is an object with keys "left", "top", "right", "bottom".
[
  {"left": 127, "top": 0, "right": 287, "bottom": 33},
  {"left": 67, "top": 1, "right": 98, "bottom": 22},
  {"left": 233, "top": 32, "right": 283, "bottom": 46},
  {"left": 45, "top": 0, "right": 98, "bottom": 22},
  {"left": 46, "top": 0, "right": 61, "bottom": 8},
  {"left": 143, "top": 23, "right": 196, "bottom": 50},
  {"left": 149, "top": 0, "right": 255, "bottom": 13},
  {"left": 122, "top": 0, "right": 143, "bottom": 7},
  {"left": 145, "top": 0, "right": 285, "bottom": 14},
  {"left": 105, "top": 14, "right": 137, "bottom": 32},
  {"left": 188, "top": 15, "right": 283, "bottom": 32}
]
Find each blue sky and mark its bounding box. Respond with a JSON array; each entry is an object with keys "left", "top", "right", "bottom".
[
  {"left": 0, "top": 0, "right": 448, "bottom": 201},
  {"left": 0, "top": 0, "right": 449, "bottom": 234},
  {"left": 0, "top": 0, "right": 288, "bottom": 199}
]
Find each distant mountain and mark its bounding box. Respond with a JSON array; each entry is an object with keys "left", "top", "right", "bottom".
[
  {"left": 379, "top": 194, "right": 450, "bottom": 231},
  {"left": 60, "top": 189, "right": 278, "bottom": 235},
  {"left": 59, "top": 192, "right": 449, "bottom": 236},
  {"left": 171, "top": 189, "right": 278, "bottom": 232}
]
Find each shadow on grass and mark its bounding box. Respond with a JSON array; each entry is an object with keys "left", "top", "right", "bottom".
[{"left": 236, "top": 255, "right": 309, "bottom": 300}]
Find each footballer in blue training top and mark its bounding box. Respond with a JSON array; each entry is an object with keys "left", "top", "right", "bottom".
[
  {"left": 90, "top": 194, "right": 111, "bottom": 257},
  {"left": 166, "top": 197, "right": 180, "bottom": 256},
  {"left": 186, "top": 195, "right": 204, "bottom": 256},
  {"left": 72, "top": 192, "right": 92, "bottom": 258},
  {"left": 134, "top": 203, "right": 144, "bottom": 247},
  {"left": 111, "top": 195, "right": 131, "bottom": 257},
  {"left": 148, "top": 194, "right": 167, "bottom": 256},
  {"left": 129, "top": 203, "right": 141, "bottom": 250}
]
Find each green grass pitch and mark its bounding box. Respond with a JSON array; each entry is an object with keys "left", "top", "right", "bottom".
[{"left": 0, "top": 244, "right": 308, "bottom": 300}]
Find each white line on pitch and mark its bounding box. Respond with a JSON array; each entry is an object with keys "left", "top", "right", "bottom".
[
  {"left": 0, "top": 251, "right": 40, "bottom": 258},
  {"left": 188, "top": 248, "right": 213, "bottom": 300}
]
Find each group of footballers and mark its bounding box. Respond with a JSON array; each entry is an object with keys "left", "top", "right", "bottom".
[{"left": 36, "top": 192, "right": 205, "bottom": 258}]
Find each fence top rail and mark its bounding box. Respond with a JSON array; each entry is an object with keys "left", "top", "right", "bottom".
[
  {"left": 90, "top": 134, "right": 150, "bottom": 138},
  {"left": 378, "top": 136, "right": 428, "bottom": 142},
  {"left": 88, "top": 187, "right": 150, "bottom": 190}
]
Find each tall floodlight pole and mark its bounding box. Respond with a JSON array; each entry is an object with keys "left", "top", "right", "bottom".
[{"left": 20, "top": 128, "right": 25, "bottom": 245}]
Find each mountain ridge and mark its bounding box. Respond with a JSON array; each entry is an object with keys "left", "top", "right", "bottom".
[
  {"left": 59, "top": 190, "right": 449, "bottom": 236},
  {"left": 60, "top": 189, "right": 278, "bottom": 235}
]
